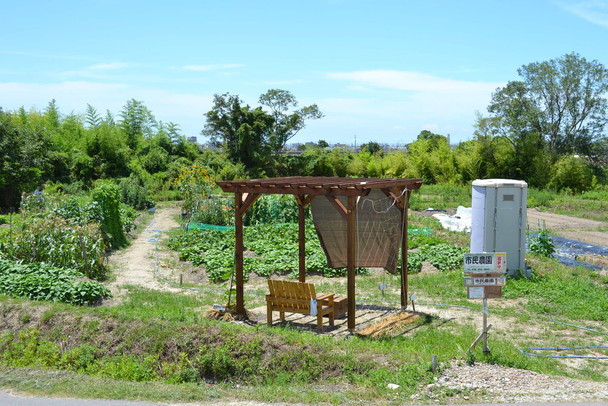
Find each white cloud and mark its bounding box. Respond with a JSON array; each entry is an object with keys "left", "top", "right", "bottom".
[
  {"left": 88, "top": 62, "right": 129, "bottom": 70},
  {"left": 559, "top": 0, "right": 608, "bottom": 28},
  {"left": 327, "top": 69, "right": 502, "bottom": 93},
  {"left": 58, "top": 62, "right": 131, "bottom": 80},
  {"left": 310, "top": 70, "right": 506, "bottom": 144},
  {"left": 182, "top": 64, "right": 244, "bottom": 72}
]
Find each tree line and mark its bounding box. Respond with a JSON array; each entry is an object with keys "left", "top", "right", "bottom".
[{"left": 1, "top": 53, "right": 607, "bottom": 212}]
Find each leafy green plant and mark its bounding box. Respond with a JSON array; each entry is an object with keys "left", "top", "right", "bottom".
[
  {"left": 244, "top": 194, "right": 302, "bottom": 225},
  {"left": 0, "top": 216, "right": 107, "bottom": 280},
  {"left": 528, "top": 230, "right": 555, "bottom": 257},
  {"left": 0, "top": 258, "right": 112, "bottom": 305},
  {"left": 91, "top": 182, "right": 127, "bottom": 249},
  {"left": 53, "top": 196, "right": 103, "bottom": 225},
  {"left": 189, "top": 196, "right": 234, "bottom": 226},
  {"left": 404, "top": 243, "right": 467, "bottom": 273},
  {"left": 119, "top": 204, "right": 138, "bottom": 234},
  {"left": 117, "top": 175, "right": 155, "bottom": 210},
  {"left": 168, "top": 223, "right": 369, "bottom": 283}
]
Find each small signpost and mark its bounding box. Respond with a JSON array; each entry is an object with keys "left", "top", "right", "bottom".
[{"left": 464, "top": 252, "right": 506, "bottom": 354}]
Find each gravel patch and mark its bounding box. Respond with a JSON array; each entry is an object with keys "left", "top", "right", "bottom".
[{"left": 421, "top": 362, "right": 608, "bottom": 403}]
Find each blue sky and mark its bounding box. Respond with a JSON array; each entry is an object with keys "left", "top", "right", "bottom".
[{"left": 2, "top": 0, "right": 608, "bottom": 146}]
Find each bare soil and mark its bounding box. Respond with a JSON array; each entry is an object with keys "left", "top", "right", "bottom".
[
  {"left": 527, "top": 208, "right": 608, "bottom": 246},
  {"left": 107, "top": 205, "right": 184, "bottom": 299}
]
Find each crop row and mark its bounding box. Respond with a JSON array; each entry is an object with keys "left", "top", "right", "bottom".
[{"left": 0, "top": 258, "right": 112, "bottom": 306}]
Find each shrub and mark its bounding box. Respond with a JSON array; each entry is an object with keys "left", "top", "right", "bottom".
[
  {"left": 527, "top": 187, "right": 555, "bottom": 208},
  {"left": 91, "top": 182, "right": 127, "bottom": 249},
  {"left": 53, "top": 195, "right": 103, "bottom": 225},
  {"left": 190, "top": 196, "right": 234, "bottom": 226},
  {"left": 549, "top": 156, "right": 593, "bottom": 194},
  {"left": 117, "top": 176, "right": 155, "bottom": 210},
  {"left": 528, "top": 230, "right": 555, "bottom": 257},
  {"left": 244, "top": 194, "right": 301, "bottom": 225}
]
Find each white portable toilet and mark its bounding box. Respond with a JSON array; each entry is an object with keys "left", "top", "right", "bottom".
[{"left": 470, "top": 179, "right": 528, "bottom": 276}]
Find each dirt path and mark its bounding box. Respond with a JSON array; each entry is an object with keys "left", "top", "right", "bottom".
[
  {"left": 107, "top": 205, "right": 183, "bottom": 297},
  {"left": 527, "top": 208, "right": 608, "bottom": 247}
]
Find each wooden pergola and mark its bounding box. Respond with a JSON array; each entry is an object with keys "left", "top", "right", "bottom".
[{"left": 216, "top": 176, "right": 423, "bottom": 331}]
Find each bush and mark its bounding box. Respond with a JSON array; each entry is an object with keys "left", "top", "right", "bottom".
[
  {"left": 53, "top": 195, "right": 103, "bottom": 225},
  {"left": 117, "top": 176, "right": 155, "bottom": 210},
  {"left": 244, "top": 194, "right": 302, "bottom": 225},
  {"left": 527, "top": 187, "right": 555, "bottom": 208},
  {"left": 190, "top": 196, "right": 234, "bottom": 226},
  {"left": 91, "top": 182, "right": 127, "bottom": 249},
  {"left": 549, "top": 156, "right": 594, "bottom": 194},
  {"left": 528, "top": 230, "right": 555, "bottom": 257}
]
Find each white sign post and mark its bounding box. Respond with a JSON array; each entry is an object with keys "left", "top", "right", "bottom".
[{"left": 464, "top": 252, "right": 507, "bottom": 354}]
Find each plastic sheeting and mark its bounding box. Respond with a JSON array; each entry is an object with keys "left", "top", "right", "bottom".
[
  {"left": 432, "top": 206, "right": 472, "bottom": 233},
  {"left": 529, "top": 233, "right": 607, "bottom": 270}
]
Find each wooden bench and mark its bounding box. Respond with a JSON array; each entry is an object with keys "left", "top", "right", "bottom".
[{"left": 266, "top": 280, "right": 335, "bottom": 330}]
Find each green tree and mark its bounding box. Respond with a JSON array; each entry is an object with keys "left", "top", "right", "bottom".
[
  {"left": 44, "top": 99, "right": 61, "bottom": 130},
  {"left": 549, "top": 156, "right": 594, "bottom": 193},
  {"left": 202, "top": 90, "right": 322, "bottom": 175},
  {"left": 85, "top": 104, "right": 102, "bottom": 128},
  {"left": 489, "top": 53, "right": 608, "bottom": 157},
  {"left": 258, "top": 89, "right": 323, "bottom": 153},
  {"left": 361, "top": 141, "right": 383, "bottom": 155},
  {"left": 0, "top": 110, "right": 53, "bottom": 210},
  {"left": 119, "top": 99, "right": 156, "bottom": 150},
  {"left": 406, "top": 136, "right": 458, "bottom": 184},
  {"left": 416, "top": 130, "right": 445, "bottom": 142}
]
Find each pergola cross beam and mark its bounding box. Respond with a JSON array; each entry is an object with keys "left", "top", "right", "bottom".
[{"left": 217, "top": 176, "right": 422, "bottom": 331}]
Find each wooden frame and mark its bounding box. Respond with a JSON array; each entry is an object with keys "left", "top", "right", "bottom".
[{"left": 217, "top": 176, "right": 423, "bottom": 331}]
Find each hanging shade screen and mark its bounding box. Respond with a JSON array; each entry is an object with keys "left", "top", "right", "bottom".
[{"left": 311, "top": 189, "right": 404, "bottom": 271}]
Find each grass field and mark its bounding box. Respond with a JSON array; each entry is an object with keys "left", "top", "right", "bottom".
[{"left": 1, "top": 189, "right": 607, "bottom": 404}]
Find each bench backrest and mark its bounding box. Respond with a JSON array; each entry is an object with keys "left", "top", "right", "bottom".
[{"left": 267, "top": 280, "right": 317, "bottom": 311}]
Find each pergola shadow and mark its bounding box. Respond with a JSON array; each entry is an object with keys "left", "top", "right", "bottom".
[{"left": 248, "top": 304, "right": 422, "bottom": 338}]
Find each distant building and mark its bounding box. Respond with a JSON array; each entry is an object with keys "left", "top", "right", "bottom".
[{"left": 187, "top": 136, "right": 197, "bottom": 143}]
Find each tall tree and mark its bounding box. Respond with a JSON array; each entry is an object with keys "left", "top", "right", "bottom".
[
  {"left": 119, "top": 99, "right": 156, "bottom": 150},
  {"left": 44, "top": 99, "right": 60, "bottom": 130},
  {"left": 85, "top": 104, "right": 102, "bottom": 128},
  {"left": 258, "top": 89, "right": 323, "bottom": 153},
  {"left": 0, "top": 110, "right": 52, "bottom": 210},
  {"left": 489, "top": 53, "right": 608, "bottom": 157},
  {"left": 202, "top": 90, "right": 323, "bottom": 174}
]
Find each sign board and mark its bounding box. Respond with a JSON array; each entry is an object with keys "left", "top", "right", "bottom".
[
  {"left": 464, "top": 276, "right": 506, "bottom": 287},
  {"left": 468, "top": 286, "right": 485, "bottom": 299},
  {"left": 467, "top": 286, "right": 502, "bottom": 299},
  {"left": 464, "top": 252, "right": 507, "bottom": 274}
]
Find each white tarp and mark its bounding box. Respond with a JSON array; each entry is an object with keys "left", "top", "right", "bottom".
[{"left": 432, "top": 206, "right": 472, "bottom": 233}]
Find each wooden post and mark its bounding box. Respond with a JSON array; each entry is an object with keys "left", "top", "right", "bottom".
[
  {"left": 298, "top": 197, "right": 306, "bottom": 283},
  {"left": 482, "top": 298, "right": 490, "bottom": 354},
  {"left": 469, "top": 297, "right": 492, "bottom": 354},
  {"left": 235, "top": 191, "right": 245, "bottom": 315},
  {"left": 347, "top": 195, "right": 357, "bottom": 331},
  {"left": 400, "top": 190, "right": 411, "bottom": 308}
]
